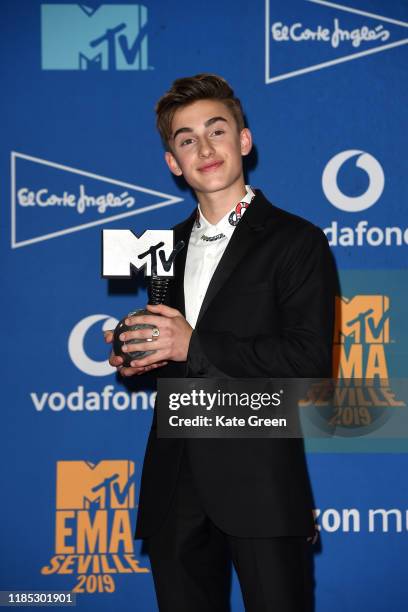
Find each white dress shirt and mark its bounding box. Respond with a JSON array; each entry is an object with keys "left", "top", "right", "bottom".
[{"left": 184, "top": 185, "right": 255, "bottom": 328}]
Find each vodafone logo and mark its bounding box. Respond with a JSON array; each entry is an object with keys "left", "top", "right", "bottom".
[
  {"left": 68, "top": 314, "right": 118, "bottom": 376},
  {"left": 30, "top": 315, "right": 157, "bottom": 412},
  {"left": 322, "top": 150, "right": 407, "bottom": 248},
  {"left": 322, "top": 150, "right": 384, "bottom": 212}
]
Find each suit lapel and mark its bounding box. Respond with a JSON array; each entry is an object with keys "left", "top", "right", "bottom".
[
  {"left": 171, "top": 210, "right": 196, "bottom": 317},
  {"left": 195, "top": 190, "right": 272, "bottom": 328}
]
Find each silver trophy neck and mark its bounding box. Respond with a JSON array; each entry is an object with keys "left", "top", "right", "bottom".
[{"left": 149, "top": 275, "right": 170, "bottom": 305}]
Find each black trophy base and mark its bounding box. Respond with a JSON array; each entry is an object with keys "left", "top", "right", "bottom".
[{"left": 113, "top": 309, "right": 157, "bottom": 367}]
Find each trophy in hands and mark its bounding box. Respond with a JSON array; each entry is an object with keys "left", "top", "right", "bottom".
[
  {"left": 102, "top": 229, "right": 185, "bottom": 367},
  {"left": 113, "top": 275, "right": 170, "bottom": 366}
]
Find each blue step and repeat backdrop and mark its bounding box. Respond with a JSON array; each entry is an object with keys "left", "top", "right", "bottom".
[{"left": 1, "top": 1, "right": 408, "bottom": 610}]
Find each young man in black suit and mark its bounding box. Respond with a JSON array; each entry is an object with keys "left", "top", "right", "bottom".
[{"left": 105, "top": 74, "right": 335, "bottom": 611}]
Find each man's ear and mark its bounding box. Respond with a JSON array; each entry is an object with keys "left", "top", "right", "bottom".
[
  {"left": 165, "top": 151, "right": 183, "bottom": 176},
  {"left": 240, "top": 128, "right": 253, "bottom": 157}
]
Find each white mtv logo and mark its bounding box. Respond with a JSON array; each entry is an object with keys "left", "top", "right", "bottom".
[{"left": 102, "top": 229, "right": 176, "bottom": 277}]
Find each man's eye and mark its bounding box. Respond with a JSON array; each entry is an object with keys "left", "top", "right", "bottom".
[
  {"left": 180, "top": 138, "right": 194, "bottom": 146},
  {"left": 212, "top": 130, "right": 225, "bottom": 136}
]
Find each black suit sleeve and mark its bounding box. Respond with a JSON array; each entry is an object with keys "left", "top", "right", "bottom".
[
  {"left": 186, "top": 331, "right": 231, "bottom": 377},
  {"left": 186, "top": 226, "right": 335, "bottom": 378}
]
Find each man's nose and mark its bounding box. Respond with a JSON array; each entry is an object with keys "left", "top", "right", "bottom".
[{"left": 197, "top": 138, "right": 214, "bottom": 158}]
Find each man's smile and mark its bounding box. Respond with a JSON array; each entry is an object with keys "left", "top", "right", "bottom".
[{"left": 197, "top": 160, "right": 224, "bottom": 173}]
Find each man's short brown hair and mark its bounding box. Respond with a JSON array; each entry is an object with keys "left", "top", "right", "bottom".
[{"left": 156, "top": 73, "right": 245, "bottom": 150}]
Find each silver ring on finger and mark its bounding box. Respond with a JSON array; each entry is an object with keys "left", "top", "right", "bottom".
[{"left": 151, "top": 327, "right": 160, "bottom": 338}]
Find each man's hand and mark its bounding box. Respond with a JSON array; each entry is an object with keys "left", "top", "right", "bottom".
[
  {"left": 117, "top": 304, "right": 193, "bottom": 371},
  {"left": 103, "top": 304, "right": 192, "bottom": 377},
  {"left": 103, "top": 327, "right": 169, "bottom": 377}
]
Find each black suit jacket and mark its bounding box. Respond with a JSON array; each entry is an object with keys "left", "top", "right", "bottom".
[{"left": 134, "top": 189, "right": 335, "bottom": 539}]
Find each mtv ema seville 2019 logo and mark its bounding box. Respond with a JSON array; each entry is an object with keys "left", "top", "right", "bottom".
[
  {"left": 334, "top": 295, "right": 390, "bottom": 380},
  {"left": 300, "top": 291, "right": 406, "bottom": 435},
  {"left": 41, "top": 4, "right": 150, "bottom": 70},
  {"left": 318, "top": 293, "right": 406, "bottom": 434},
  {"left": 41, "top": 460, "right": 148, "bottom": 594}
]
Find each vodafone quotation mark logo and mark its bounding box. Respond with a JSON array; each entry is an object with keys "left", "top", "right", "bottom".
[
  {"left": 322, "top": 150, "right": 408, "bottom": 247},
  {"left": 322, "top": 150, "right": 385, "bottom": 212},
  {"left": 30, "top": 315, "right": 157, "bottom": 412},
  {"left": 68, "top": 314, "right": 118, "bottom": 376}
]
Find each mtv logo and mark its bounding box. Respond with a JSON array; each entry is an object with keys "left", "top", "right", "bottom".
[
  {"left": 334, "top": 295, "right": 390, "bottom": 345},
  {"left": 56, "top": 460, "right": 135, "bottom": 510},
  {"left": 102, "top": 229, "right": 176, "bottom": 277},
  {"left": 41, "top": 4, "right": 149, "bottom": 70}
]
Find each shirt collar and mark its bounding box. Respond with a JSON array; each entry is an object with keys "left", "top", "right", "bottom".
[{"left": 193, "top": 185, "right": 255, "bottom": 242}]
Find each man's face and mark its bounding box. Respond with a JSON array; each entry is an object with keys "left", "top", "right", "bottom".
[{"left": 165, "top": 99, "right": 252, "bottom": 195}]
